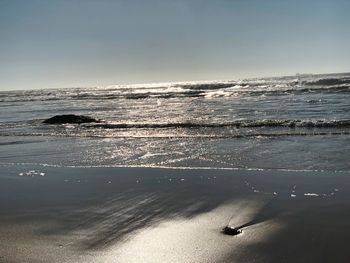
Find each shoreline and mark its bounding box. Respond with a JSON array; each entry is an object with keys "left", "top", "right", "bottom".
[
  {"left": 2, "top": 161, "right": 350, "bottom": 174},
  {"left": 1, "top": 164, "right": 350, "bottom": 262}
]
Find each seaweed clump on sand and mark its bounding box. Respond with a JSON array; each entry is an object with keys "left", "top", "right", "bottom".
[
  {"left": 43, "top": 114, "right": 100, "bottom": 124},
  {"left": 222, "top": 226, "right": 241, "bottom": 236}
]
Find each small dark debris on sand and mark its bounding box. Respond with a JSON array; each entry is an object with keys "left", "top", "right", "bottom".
[
  {"left": 222, "top": 226, "right": 242, "bottom": 236},
  {"left": 43, "top": 114, "right": 100, "bottom": 124}
]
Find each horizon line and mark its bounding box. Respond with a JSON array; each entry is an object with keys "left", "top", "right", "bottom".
[{"left": 1, "top": 70, "right": 349, "bottom": 92}]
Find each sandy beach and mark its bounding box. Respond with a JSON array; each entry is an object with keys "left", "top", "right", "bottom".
[
  {"left": 1, "top": 164, "right": 350, "bottom": 263},
  {"left": 2, "top": 0, "right": 349, "bottom": 262}
]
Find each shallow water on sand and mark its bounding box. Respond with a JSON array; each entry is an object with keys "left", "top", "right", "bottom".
[{"left": 1, "top": 73, "right": 350, "bottom": 171}]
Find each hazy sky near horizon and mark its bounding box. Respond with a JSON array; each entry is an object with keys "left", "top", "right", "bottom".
[{"left": 1, "top": 0, "right": 349, "bottom": 90}]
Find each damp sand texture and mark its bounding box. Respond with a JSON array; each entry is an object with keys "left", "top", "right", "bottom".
[{"left": 1, "top": 164, "right": 350, "bottom": 263}]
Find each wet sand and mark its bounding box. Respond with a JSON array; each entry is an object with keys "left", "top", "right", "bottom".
[{"left": 1, "top": 164, "right": 350, "bottom": 262}]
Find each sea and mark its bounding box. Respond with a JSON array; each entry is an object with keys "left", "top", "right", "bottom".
[{"left": 1, "top": 73, "right": 350, "bottom": 172}]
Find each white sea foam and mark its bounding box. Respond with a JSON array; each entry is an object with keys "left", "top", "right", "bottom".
[{"left": 1, "top": 73, "right": 350, "bottom": 171}]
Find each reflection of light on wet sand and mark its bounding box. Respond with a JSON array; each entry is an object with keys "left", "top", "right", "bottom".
[
  {"left": 91, "top": 200, "right": 282, "bottom": 263},
  {"left": 0, "top": 198, "right": 284, "bottom": 263},
  {"left": 4, "top": 165, "right": 350, "bottom": 263}
]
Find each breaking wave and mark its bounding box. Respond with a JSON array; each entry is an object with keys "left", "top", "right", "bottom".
[
  {"left": 83, "top": 119, "right": 350, "bottom": 129},
  {"left": 2, "top": 75, "right": 350, "bottom": 103},
  {"left": 304, "top": 78, "right": 350, "bottom": 86}
]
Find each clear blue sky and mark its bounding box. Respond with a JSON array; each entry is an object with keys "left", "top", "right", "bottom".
[{"left": 1, "top": 0, "right": 349, "bottom": 90}]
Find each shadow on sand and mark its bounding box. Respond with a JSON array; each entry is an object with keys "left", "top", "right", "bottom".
[
  {"left": 0, "top": 167, "right": 257, "bottom": 249},
  {"left": 2, "top": 165, "right": 349, "bottom": 258}
]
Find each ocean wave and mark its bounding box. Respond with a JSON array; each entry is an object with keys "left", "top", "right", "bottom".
[
  {"left": 3, "top": 118, "right": 349, "bottom": 130},
  {"left": 79, "top": 119, "right": 350, "bottom": 129},
  {"left": 1, "top": 131, "right": 350, "bottom": 139},
  {"left": 304, "top": 78, "right": 350, "bottom": 86},
  {"left": 3, "top": 84, "right": 348, "bottom": 103},
  {"left": 2, "top": 75, "right": 350, "bottom": 103}
]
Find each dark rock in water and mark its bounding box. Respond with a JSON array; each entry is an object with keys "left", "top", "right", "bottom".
[
  {"left": 222, "top": 226, "right": 241, "bottom": 236},
  {"left": 43, "top": 115, "right": 99, "bottom": 124}
]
